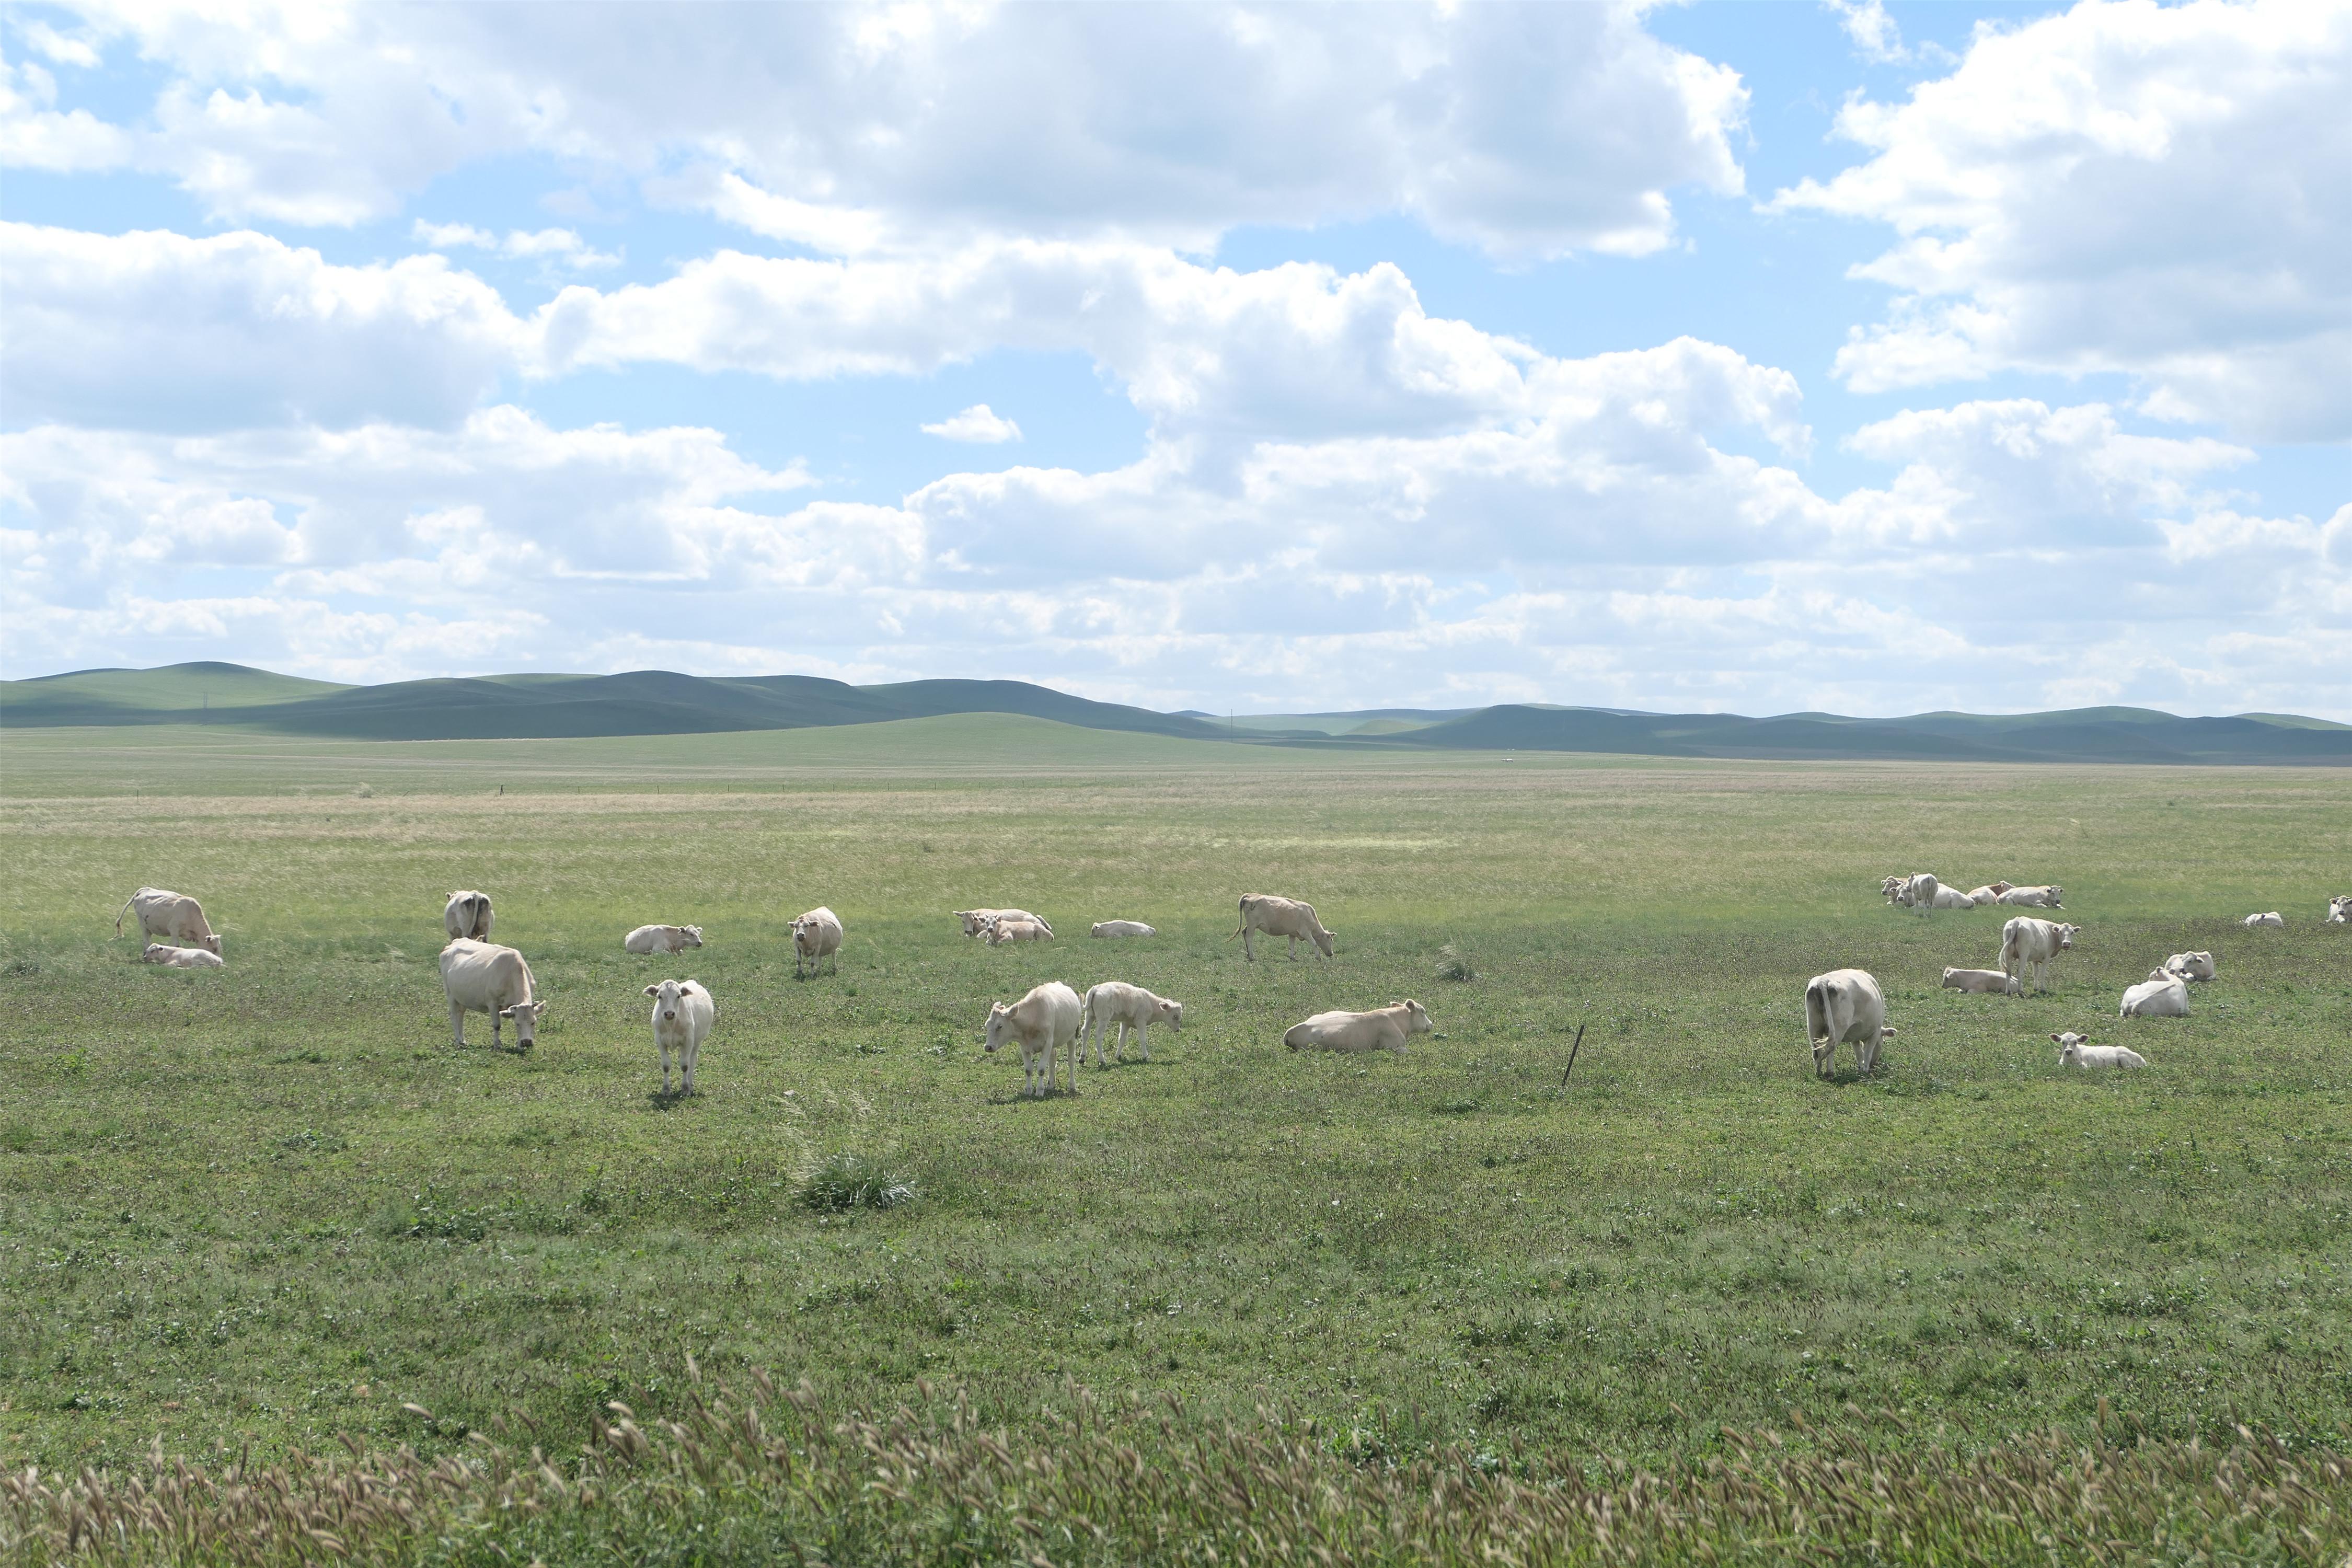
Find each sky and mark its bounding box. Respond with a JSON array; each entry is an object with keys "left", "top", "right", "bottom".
[{"left": 2, "top": 0, "right": 2347, "bottom": 718}]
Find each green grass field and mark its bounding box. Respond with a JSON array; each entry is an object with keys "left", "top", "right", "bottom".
[{"left": 4, "top": 718, "right": 2350, "bottom": 1560}]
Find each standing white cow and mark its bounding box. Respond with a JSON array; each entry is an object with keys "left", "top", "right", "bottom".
[
  {"left": 1283, "top": 1000, "right": 1433, "bottom": 1053},
  {"left": 1804, "top": 969, "right": 1893, "bottom": 1078},
  {"left": 2119, "top": 970, "right": 2190, "bottom": 1018},
  {"left": 2243, "top": 911, "right": 2285, "bottom": 929},
  {"left": 143, "top": 943, "right": 224, "bottom": 969},
  {"left": 1897, "top": 873, "right": 1940, "bottom": 915},
  {"left": 437, "top": 939, "right": 546, "bottom": 1052},
  {"left": 1079, "top": 981, "right": 1181, "bottom": 1065},
  {"left": 1090, "top": 920, "right": 1157, "bottom": 938},
  {"left": 792, "top": 907, "right": 843, "bottom": 977},
  {"left": 443, "top": 890, "right": 494, "bottom": 942},
  {"left": 115, "top": 888, "right": 221, "bottom": 955},
  {"left": 624, "top": 924, "right": 704, "bottom": 955},
  {"left": 1234, "top": 894, "right": 1336, "bottom": 961},
  {"left": 2328, "top": 895, "right": 2351, "bottom": 924},
  {"left": 1997, "top": 885, "right": 2063, "bottom": 908},
  {"left": 2054, "top": 1032, "right": 2147, "bottom": 1070},
  {"left": 643, "top": 978, "right": 716, "bottom": 1096},
  {"left": 2000, "top": 917, "right": 2080, "bottom": 994},
  {"left": 984, "top": 981, "right": 1084, "bottom": 1099}
]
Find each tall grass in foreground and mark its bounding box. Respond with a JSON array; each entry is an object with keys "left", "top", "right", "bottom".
[{"left": 7, "top": 1376, "right": 2345, "bottom": 1566}]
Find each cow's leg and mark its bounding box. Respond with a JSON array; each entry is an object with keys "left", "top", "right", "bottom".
[
  {"left": 1135, "top": 1020, "right": 1149, "bottom": 1062},
  {"left": 492, "top": 1009, "right": 503, "bottom": 1052},
  {"left": 1243, "top": 927, "right": 1255, "bottom": 962},
  {"left": 683, "top": 1036, "right": 697, "bottom": 1096},
  {"left": 1289, "top": 935, "right": 1299, "bottom": 960},
  {"left": 660, "top": 1039, "right": 672, "bottom": 1096},
  {"left": 450, "top": 1000, "right": 466, "bottom": 1050}
]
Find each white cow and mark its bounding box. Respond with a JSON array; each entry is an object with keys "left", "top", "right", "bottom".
[
  {"left": 143, "top": 943, "right": 224, "bottom": 970},
  {"left": 982, "top": 917, "right": 1051, "bottom": 946},
  {"left": 115, "top": 887, "right": 221, "bottom": 955},
  {"left": 2119, "top": 971, "right": 2190, "bottom": 1019},
  {"left": 2162, "top": 951, "right": 2217, "bottom": 982},
  {"left": 1235, "top": 894, "right": 1336, "bottom": 961},
  {"left": 984, "top": 981, "right": 1084, "bottom": 1099},
  {"left": 643, "top": 978, "right": 716, "bottom": 1096},
  {"left": 792, "top": 907, "right": 843, "bottom": 976},
  {"left": 624, "top": 924, "right": 704, "bottom": 955},
  {"left": 2054, "top": 1032, "right": 2147, "bottom": 1070},
  {"left": 1964, "top": 883, "right": 2014, "bottom": 907},
  {"left": 437, "top": 939, "right": 546, "bottom": 1052},
  {"left": 1941, "top": 966, "right": 2021, "bottom": 996},
  {"left": 2329, "top": 895, "right": 2351, "bottom": 925},
  {"left": 1881, "top": 875, "right": 1909, "bottom": 905},
  {"left": 1079, "top": 981, "right": 1181, "bottom": 1065},
  {"left": 443, "top": 890, "right": 494, "bottom": 942},
  {"left": 1927, "top": 883, "right": 1977, "bottom": 909},
  {"left": 1283, "top": 1000, "right": 1432, "bottom": 1053},
  {"left": 958, "top": 909, "right": 1052, "bottom": 939},
  {"left": 2243, "top": 911, "right": 2285, "bottom": 928},
  {"left": 1998, "top": 885, "right": 2064, "bottom": 908},
  {"left": 2000, "top": 917, "right": 2080, "bottom": 994},
  {"left": 1804, "top": 969, "right": 1893, "bottom": 1078},
  {"left": 1090, "top": 920, "right": 1157, "bottom": 938},
  {"left": 1900, "top": 873, "right": 1940, "bottom": 915}
]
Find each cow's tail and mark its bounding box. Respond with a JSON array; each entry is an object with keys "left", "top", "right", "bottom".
[
  {"left": 114, "top": 892, "right": 136, "bottom": 937},
  {"left": 1229, "top": 896, "right": 1248, "bottom": 939},
  {"left": 1998, "top": 923, "right": 2020, "bottom": 975}
]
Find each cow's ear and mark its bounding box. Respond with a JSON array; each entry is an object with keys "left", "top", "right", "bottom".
[
  {"left": 2050, "top": 1033, "right": 2062, "bottom": 1043},
  {"left": 644, "top": 985, "right": 660, "bottom": 997},
  {"left": 498, "top": 1006, "right": 514, "bottom": 1017}
]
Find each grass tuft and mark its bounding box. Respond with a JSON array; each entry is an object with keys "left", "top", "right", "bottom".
[
  {"left": 799, "top": 1153, "right": 915, "bottom": 1212},
  {"left": 1435, "top": 943, "right": 1477, "bottom": 982}
]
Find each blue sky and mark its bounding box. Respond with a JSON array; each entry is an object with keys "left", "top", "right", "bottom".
[{"left": 3, "top": 0, "right": 2345, "bottom": 717}]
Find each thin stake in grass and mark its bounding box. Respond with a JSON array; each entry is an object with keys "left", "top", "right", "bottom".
[{"left": 1560, "top": 1022, "right": 1586, "bottom": 1088}]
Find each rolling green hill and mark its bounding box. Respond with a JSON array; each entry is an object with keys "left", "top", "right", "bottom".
[{"left": 3, "top": 662, "right": 2346, "bottom": 765}]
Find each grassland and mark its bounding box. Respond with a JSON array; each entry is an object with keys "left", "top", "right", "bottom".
[{"left": 3, "top": 718, "right": 2350, "bottom": 1559}]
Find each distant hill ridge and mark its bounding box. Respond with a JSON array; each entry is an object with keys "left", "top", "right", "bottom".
[{"left": 2, "top": 663, "right": 2346, "bottom": 765}]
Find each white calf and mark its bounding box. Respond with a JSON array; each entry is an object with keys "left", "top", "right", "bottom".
[
  {"left": 1941, "top": 966, "right": 2021, "bottom": 996},
  {"left": 643, "top": 978, "right": 716, "bottom": 1096},
  {"left": 2243, "top": 911, "right": 2285, "bottom": 928},
  {"left": 983, "top": 917, "right": 1051, "bottom": 946},
  {"left": 1998, "top": 885, "right": 2064, "bottom": 908},
  {"left": 1079, "top": 981, "right": 1182, "bottom": 1065},
  {"left": 2162, "top": 951, "right": 2216, "bottom": 982},
  {"left": 143, "top": 943, "right": 224, "bottom": 969},
  {"left": 1090, "top": 920, "right": 1157, "bottom": 938},
  {"left": 2329, "top": 895, "right": 2351, "bottom": 925},
  {"left": 2054, "top": 1032, "right": 2147, "bottom": 1069}
]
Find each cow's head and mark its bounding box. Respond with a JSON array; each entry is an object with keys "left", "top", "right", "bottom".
[
  {"left": 1399, "top": 999, "right": 1433, "bottom": 1034},
  {"left": 681, "top": 926, "right": 705, "bottom": 948},
  {"left": 982, "top": 1001, "right": 1012, "bottom": 1054},
  {"left": 644, "top": 979, "right": 689, "bottom": 1025},
  {"left": 1154, "top": 998, "right": 1183, "bottom": 1033},
  {"left": 198, "top": 932, "right": 223, "bottom": 955},
  {"left": 2045, "top": 887, "right": 2063, "bottom": 907},
  {"left": 2052, "top": 1031, "right": 2090, "bottom": 1064},
  {"left": 1312, "top": 924, "right": 1336, "bottom": 959},
  {"left": 2055, "top": 923, "right": 2080, "bottom": 950},
  {"left": 2330, "top": 896, "right": 2351, "bottom": 921},
  {"left": 499, "top": 997, "right": 546, "bottom": 1048},
  {"left": 143, "top": 943, "right": 167, "bottom": 963},
  {"left": 957, "top": 912, "right": 986, "bottom": 937}
]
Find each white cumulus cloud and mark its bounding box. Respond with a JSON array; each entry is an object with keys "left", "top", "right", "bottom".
[
  {"left": 923, "top": 405, "right": 1022, "bottom": 444},
  {"left": 1774, "top": 0, "right": 2352, "bottom": 442}
]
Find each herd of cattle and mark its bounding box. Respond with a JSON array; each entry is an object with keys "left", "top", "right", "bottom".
[
  {"left": 112, "top": 880, "right": 2350, "bottom": 1099},
  {"left": 1807, "top": 879, "right": 2352, "bottom": 1080}
]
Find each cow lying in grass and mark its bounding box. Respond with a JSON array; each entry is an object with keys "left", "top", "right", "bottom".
[{"left": 1283, "top": 1000, "right": 1431, "bottom": 1053}]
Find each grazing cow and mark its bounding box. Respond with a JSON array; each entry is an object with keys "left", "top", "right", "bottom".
[
  {"left": 1283, "top": 1000, "right": 1433, "bottom": 1053},
  {"left": 438, "top": 939, "right": 545, "bottom": 1052},
  {"left": 624, "top": 924, "right": 704, "bottom": 955},
  {"left": 983, "top": 917, "right": 1051, "bottom": 946},
  {"left": 958, "top": 909, "right": 1052, "bottom": 939},
  {"left": 1941, "top": 966, "right": 2021, "bottom": 996},
  {"left": 792, "top": 907, "right": 843, "bottom": 976},
  {"left": 1804, "top": 969, "right": 1893, "bottom": 1078},
  {"left": 2054, "top": 1032, "right": 2147, "bottom": 1070},
  {"left": 1998, "top": 885, "right": 2063, "bottom": 908},
  {"left": 1090, "top": 920, "right": 1157, "bottom": 938},
  {"left": 2243, "top": 911, "right": 2285, "bottom": 929},
  {"left": 143, "top": 942, "right": 223, "bottom": 970},
  {"left": 2329, "top": 895, "right": 2351, "bottom": 925},
  {"left": 2162, "top": 951, "right": 2217, "bottom": 982},
  {"left": 643, "top": 978, "right": 716, "bottom": 1096},
  {"left": 2120, "top": 970, "right": 2190, "bottom": 1018},
  {"left": 115, "top": 887, "right": 221, "bottom": 956},
  {"left": 1234, "top": 894, "right": 1336, "bottom": 961},
  {"left": 443, "top": 890, "right": 494, "bottom": 942},
  {"left": 1079, "top": 981, "right": 1181, "bottom": 1065},
  {"left": 2000, "top": 917, "right": 2080, "bottom": 994},
  {"left": 984, "top": 981, "right": 1084, "bottom": 1099}
]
